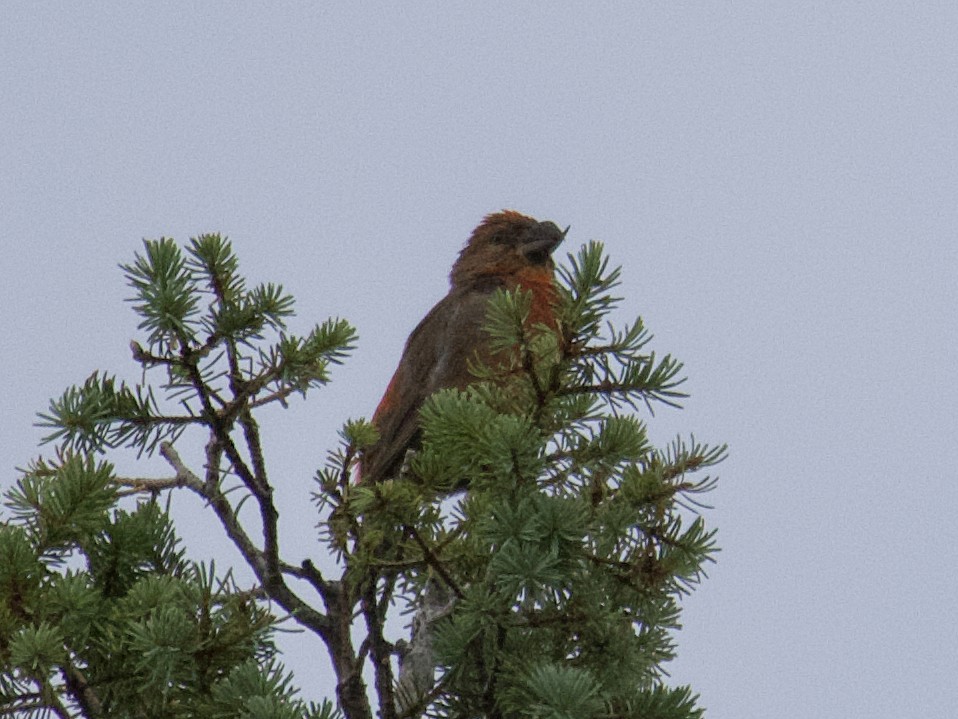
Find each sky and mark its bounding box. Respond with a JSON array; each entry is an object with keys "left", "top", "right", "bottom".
[{"left": 2, "top": 4, "right": 957, "bottom": 717}]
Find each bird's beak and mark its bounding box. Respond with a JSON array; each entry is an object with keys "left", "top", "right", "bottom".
[
  {"left": 520, "top": 220, "right": 568, "bottom": 263},
  {"left": 526, "top": 222, "right": 569, "bottom": 256},
  {"left": 524, "top": 234, "right": 563, "bottom": 257}
]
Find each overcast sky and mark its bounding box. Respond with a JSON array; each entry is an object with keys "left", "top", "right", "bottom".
[{"left": 2, "top": 4, "right": 956, "bottom": 717}]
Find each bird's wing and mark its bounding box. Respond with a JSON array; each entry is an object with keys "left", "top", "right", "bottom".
[{"left": 364, "top": 283, "right": 499, "bottom": 483}]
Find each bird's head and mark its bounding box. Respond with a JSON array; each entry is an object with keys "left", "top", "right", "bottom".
[{"left": 451, "top": 210, "right": 568, "bottom": 288}]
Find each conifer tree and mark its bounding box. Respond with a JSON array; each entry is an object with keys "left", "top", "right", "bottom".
[{"left": 1, "top": 235, "right": 725, "bottom": 718}]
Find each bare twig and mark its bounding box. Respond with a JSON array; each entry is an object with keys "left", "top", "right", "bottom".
[{"left": 158, "top": 442, "right": 205, "bottom": 489}]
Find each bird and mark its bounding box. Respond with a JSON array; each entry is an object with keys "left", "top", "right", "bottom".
[{"left": 360, "top": 210, "right": 567, "bottom": 486}]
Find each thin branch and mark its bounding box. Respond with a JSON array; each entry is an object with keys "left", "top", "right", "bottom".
[
  {"left": 219, "top": 366, "right": 284, "bottom": 421},
  {"left": 404, "top": 525, "right": 465, "bottom": 601},
  {"left": 61, "top": 660, "right": 104, "bottom": 718},
  {"left": 112, "top": 475, "right": 191, "bottom": 497},
  {"left": 518, "top": 336, "right": 546, "bottom": 409},
  {"left": 249, "top": 385, "right": 297, "bottom": 409},
  {"left": 166, "top": 340, "right": 339, "bottom": 647},
  {"left": 130, "top": 340, "right": 177, "bottom": 366},
  {"left": 482, "top": 624, "right": 507, "bottom": 719},
  {"left": 158, "top": 444, "right": 335, "bottom": 640},
  {"left": 282, "top": 559, "right": 330, "bottom": 596},
  {"left": 37, "top": 675, "right": 71, "bottom": 719},
  {"left": 397, "top": 669, "right": 454, "bottom": 719},
  {"left": 362, "top": 583, "right": 397, "bottom": 719},
  {"left": 175, "top": 340, "right": 261, "bottom": 501},
  {"left": 159, "top": 442, "right": 205, "bottom": 489},
  {"left": 159, "top": 441, "right": 268, "bottom": 588},
  {"left": 237, "top": 408, "right": 278, "bottom": 559},
  {"left": 131, "top": 335, "right": 221, "bottom": 366}
]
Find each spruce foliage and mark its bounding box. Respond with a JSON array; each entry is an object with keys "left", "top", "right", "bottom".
[{"left": 2, "top": 234, "right": 724, "bottom": 718}]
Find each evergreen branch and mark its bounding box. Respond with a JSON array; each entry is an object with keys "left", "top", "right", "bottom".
[
  {"left": 124, "top": 414, "right": 199, "bottom": 427},
  {"left": 249, "top": 385, "right": 298, "bottom": 409},
  {"left": 60, "top": 661, "right": 104, "bottom": 718},
  {"left": 219, "top": 367, "right": 286, "bottom": 421},
  {"left": 129, "top": 340, "right": 177, "bottom": 366},
  {"left": 517, "top": 333, "right": 547, "bottom": 409},
  {"left": 284, "top": 559, "right": 331, "bottom": 596},
  {"left": 320, "top": 582, "right": 374, "bottom": 719},
  {"left": 176, "top": 341, "right": 263, "bottom": 500},
  {"left": 37, "top": 674, "right": 71, "bottom": 719},
  {"left": 112, "top": 473, "right": 197, "bottom": 497},
  {"left": 557, "top": 376, "right": 687, "bottom": 408},
  {"left": 158, "top": 443, "right": 336, "bottom": 641},
  {"left": 404, "top": 524, "right": 465, "bottom": 600},
  {"left": 508, "top": 608, "right": 588, "bottom": 629},
  {"left": 397, "top": 669, "right": 454, "bottom": 719},
  {"left": 121, "top": 238, "right": 201, "bottom": 347},
  {"left": 362, "top": 585, "right": 397, "bottom": 719},
  {"left": 482, "top": 624, "right": 508, "bottom": 719},
  {"left": 159, "top": 441, "right": 206, "bottom": 490},
  {"left": 130, "top": 335, "right": 222, "bottom": 369},
  {"left": 235, "top": 405, "right": 281, "bottom": 577},
  {"left": 366, "top": 556, "right": 431, "bottom": 571},
  {"left": 12, "top": 235, "right": 724, "bottom": 718},
  {"left": 160, "top": 341, "right": 353, "bottom": 709}
]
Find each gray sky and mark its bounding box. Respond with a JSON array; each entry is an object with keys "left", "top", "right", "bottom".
[{"left": 2, "top": 4, "right": 956, "bottom": 717}]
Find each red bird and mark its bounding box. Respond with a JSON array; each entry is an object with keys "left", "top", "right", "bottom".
[{"left": 362, "top": 210, "right": 567, "bottom": 485}]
